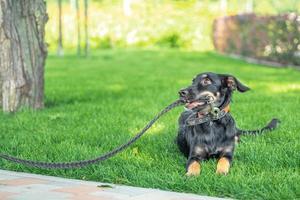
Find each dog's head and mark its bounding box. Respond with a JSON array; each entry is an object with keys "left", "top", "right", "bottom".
[{"left": 179, "top": 72, "right": 250, "bottom": 111}]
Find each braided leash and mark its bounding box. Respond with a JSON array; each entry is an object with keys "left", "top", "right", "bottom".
[{"left": 0, "top": 100, "right": 184, "bottom": 169}]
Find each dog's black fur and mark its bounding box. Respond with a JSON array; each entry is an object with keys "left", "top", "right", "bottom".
[{"left": 177, "top": 72, "right": 279, "bottom": 175}]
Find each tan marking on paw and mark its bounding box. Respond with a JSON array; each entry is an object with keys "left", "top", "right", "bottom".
[
  {"left": 186, "top": 161, "right": 201, "bottom": 176},
  {"left": 216, "top": 157, "right": 230, "bottom": 175}
]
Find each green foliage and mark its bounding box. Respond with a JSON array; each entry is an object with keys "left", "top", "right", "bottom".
[
  {"left": 46, "top": 0, "right": 300, "bottom": 53},
  {"left": 1, "top": 50, "right": 299, "bottom": 199},
  {"left": 91, "top": 36, "right": 113, "bottom": 49},
  {"left": 156, "top": 33, "right": 182, "bottom": 48}
]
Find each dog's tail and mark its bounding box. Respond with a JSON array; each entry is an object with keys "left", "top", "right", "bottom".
[{"left": 237, "top": 118, "right": 280, "bottom": 136}]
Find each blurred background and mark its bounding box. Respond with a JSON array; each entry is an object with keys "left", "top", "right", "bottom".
[
  {"left": 46, "top": 0, "right": 300, "bottom": 66},
  {"left": 1, "top": 2, "right": 299, "bottom": 199}
]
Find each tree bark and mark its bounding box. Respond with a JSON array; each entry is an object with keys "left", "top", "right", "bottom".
[
  {"left": 75, "top": 0, "right": 81, "bottom": 56},
  {"left": 84, "top": 0, "right": 89, "bottom": 57},
  {"left": 0, "top": 0, "right": 48, "bottom": 112},
  {"left": 57, "top": 0, "right": 63, "bottom": 56}
]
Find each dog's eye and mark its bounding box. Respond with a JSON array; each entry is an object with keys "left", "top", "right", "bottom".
[{"left": 201, "top": 78, "right": 212, "bottom": 85}]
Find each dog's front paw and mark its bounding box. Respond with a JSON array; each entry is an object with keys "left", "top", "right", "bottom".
[
  {"left": 186, "top": 161, "right": 201, "bottom": 176},
  {"left": 216, "top": 168, "right": 229, "bottom": 175},
  {"left": 216, "top": 157, "right": 230, "bottom": 175}
]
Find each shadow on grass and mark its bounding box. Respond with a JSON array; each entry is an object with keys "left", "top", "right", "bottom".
[{"left": 44, "top": 87, "right": 126, "bottom": 108}]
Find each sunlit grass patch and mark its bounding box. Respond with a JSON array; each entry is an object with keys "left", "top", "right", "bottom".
[{"left": 267, "top": 83, "right": 300, "bottom": 93}]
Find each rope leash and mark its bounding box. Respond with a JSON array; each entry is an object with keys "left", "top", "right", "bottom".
[{"left": 0, "top": 99, "right": 184, "bottom": 169}]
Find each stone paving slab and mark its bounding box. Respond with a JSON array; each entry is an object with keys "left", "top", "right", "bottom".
[{"left": 0, "top": 169, "right": 228, "bottom": 200}]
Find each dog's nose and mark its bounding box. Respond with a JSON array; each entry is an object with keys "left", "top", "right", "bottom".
[{"left": 179, "top": 89, "right": 189, "bottom": 97}]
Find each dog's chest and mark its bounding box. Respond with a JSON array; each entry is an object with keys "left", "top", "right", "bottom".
[{"left": 190, "top": 121, "right": 234, "bottom": 153}]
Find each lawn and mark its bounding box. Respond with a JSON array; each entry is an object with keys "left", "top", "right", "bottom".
[{"left": 0, "top": 50, "right": 299, "bottom": 199}]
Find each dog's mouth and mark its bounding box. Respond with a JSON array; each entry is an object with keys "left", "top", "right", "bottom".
[
  {"left": 184, "top": 95, "right": 215, "bottom": 110},
  {"left": 185, "top": 100, "right": 206, "bottom": 110}
]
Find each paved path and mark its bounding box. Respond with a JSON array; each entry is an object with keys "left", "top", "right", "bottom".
[{"left": 0, "top": 169, "right": 227, "bottom": 200}]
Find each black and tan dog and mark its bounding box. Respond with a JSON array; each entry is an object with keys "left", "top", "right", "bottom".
[{"left": 177, "top": 72, "right": 279, "bottom": 176}]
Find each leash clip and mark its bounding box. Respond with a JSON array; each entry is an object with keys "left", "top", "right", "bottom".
[{"left": 210, "top": 106, "right": 220, "bottom": 119}]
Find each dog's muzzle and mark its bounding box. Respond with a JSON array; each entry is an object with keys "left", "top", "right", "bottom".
[{"left": 181, "top": 95, "right": 215, "bottom": 110}]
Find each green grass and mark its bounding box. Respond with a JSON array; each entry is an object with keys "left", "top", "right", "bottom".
[{"left": 0, "top": 50, "right": 299, "bottom": 199}]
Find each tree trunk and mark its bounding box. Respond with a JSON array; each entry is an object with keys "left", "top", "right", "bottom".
[
  {"left": 0, "top": 0, "right": 48, "bottom": 112},
  {"left": 123, "top": 0, "right": 132, "bottom": 16},
  {"left": 245, "top": 0, "right": 253, "bottom": 13},
  {"left": 57, "top": 0, "right": 64, "bottom": 56},
  {"left": 84, "top": 0, "right": 89, "bottom": 57},
  {"left": 219, "top": 0, "right": 227, "bottom": 14},
  {"left": 75, "top": 0, "right": 81, "bottom": 56}
]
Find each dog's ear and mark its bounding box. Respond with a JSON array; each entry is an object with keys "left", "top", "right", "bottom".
[{"left": 219, "top": 74, "right": 250, "bottom": 92}]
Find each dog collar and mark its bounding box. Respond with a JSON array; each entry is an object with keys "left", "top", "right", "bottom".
[
  {"left": 185, "top": 89, "right": 233, "bottom": 126},
  {"left": 185, "top": 105, "right": 230, "bottom": 126}
]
